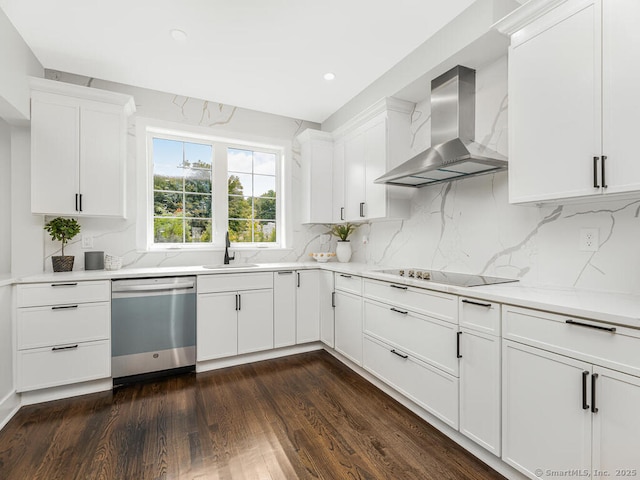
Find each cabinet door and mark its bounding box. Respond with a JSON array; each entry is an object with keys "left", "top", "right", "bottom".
[
  {"left": 344, "top": 131, "right": 365, "bottom": 222},
  {"left": 592, "top": 366, "right": 640, "bottom": 475},
  {"left": 31, "top": 92, "right": 79, "bottom": 215},
  {"left": 508, "top": 0, "right": 601, "bottom": 203},
  {"left": 332, "top": 139, "right": 345, "bottom": 222},
  {"left": 79, "top": 102, "right": 125, "bottom": 216},
  {"left": 296, "top": 271, "right": 320, "bottom": 343},
  {"left": 363, "top": 116, "right": 387, "bottom": 220},
  {"left": 459, "top": 328, "right": 501, "bottom": 457},
  {"left": 237, "top": 289, "right": 273, "bottom": 355},
  {"left": 502, "top": 340, "right": 592, "bottom": 479},
  {"left": 319, "top": 270, "right": 335, "bottom": 347},
  {"left": 273, "top": 271, "right": 296, "bottom": 348},
  {"left": 601, "top": 0, "right": 640, "bottom": 194},
  {"left": 197, "top": 292, "right": 238, "bottom": 361},
  {"left": 334, "top": 291, "right": 363, "bottom": 365}
]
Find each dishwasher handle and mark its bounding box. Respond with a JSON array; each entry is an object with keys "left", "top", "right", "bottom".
[{"left": 112, "top": 280, "right": 195, "bottom": 293}]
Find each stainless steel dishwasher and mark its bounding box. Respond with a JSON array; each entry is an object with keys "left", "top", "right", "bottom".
[{"left": 111, "top": 276, "right": 196, "bottom": 382}]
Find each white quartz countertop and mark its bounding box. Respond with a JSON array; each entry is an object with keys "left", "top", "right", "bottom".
[{"left": 11, "top": 261, "right": 640, "bottom": 329}]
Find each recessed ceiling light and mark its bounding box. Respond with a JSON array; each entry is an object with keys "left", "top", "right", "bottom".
[
  {"left": 323, "top": 72, "right": 336, "bottom": 81},
  {"left": 170, "top": 29, "right": 188, "bottom": 42}
]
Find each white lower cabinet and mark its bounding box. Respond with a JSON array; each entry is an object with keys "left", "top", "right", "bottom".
[
  {"left": 319, "top": 270, "right": 335, "bottom": 347},
  {"left": 502, "top": 340, "right": 592, "bottom": 479},
  {"left": 458, "top": 297, "right": 502, "bottom": 456},
  {"left": 197, "top": 273, "right": 273, "bottom": 361},
  {"left": 458, "top": 328, "right": 501, "bottom": 456},
  {"left": 273, "top": 270, "right": 321, "bottom": 347},
  {"left": 502, "top": 304, "right": 640, "bottom": 480},
  {"left": 334, "top": 290, "right": 363, "bottom": 365},
  {"left": 16, "top": 281, "right": 111, "bottom": 393}
]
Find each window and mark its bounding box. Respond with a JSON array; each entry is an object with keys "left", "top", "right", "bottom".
[
  {"left": 142, "top": 125, "right": 284, "bottom": 250},
  {"left": 152, "top": 138, "right": 213, "bottom": 244},
  {"left": 228, "top": 148, "right": 277, "bottom": 244}
]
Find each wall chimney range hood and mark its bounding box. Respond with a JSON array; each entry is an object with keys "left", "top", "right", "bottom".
[{"left": 375, "top": 65, "right": 507, "bottom": 188}]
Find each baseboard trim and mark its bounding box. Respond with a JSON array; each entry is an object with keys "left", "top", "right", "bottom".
[
  {"left": 323, "top": 348, "right": 527, "bottom": 480},
  {"left": 0, "top": 390, "right": 20, "bottom": 431},
  {"left": 196, "top": 342, "right": 324, "bottom": 373},
  {"left": 20, "top": 379, "right": 113, "bottom": 406}
]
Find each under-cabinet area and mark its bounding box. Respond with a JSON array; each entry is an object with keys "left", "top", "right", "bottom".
[{"left": 8, "top": 266, "right": 640, "bottom": 480}]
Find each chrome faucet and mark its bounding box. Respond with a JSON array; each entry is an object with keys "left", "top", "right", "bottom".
[{"left": 224, "top": 231, "right": 235, "bottom": 264}]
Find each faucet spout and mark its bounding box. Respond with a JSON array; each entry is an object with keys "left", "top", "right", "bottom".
[{"left": 224, "top": 231, "right": 235, "bottom": 264}]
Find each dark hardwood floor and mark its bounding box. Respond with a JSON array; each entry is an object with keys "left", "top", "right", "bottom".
[{"left": 0, "top": 351, "right": 504, "bottom": 480}]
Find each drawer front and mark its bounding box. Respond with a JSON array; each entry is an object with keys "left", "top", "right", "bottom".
[
  {"left": 197, "top": 273, "right": 273, "bottom": 293},
  {"left": 335, "top": 273, "right": 362, "bottom": 295},
  {"left": 17, "top": 281, "right": 110, "bottom": 307},
  {"left": 364, "top": 299, "right": 458, "bottom": 376},
  {"left": 363, "top": 335, "right": 459, "bottom": 429},
  {"left": 459, "top": 297, "right": 501, "bottom": 335},
  {"left": 17, "top": 340, "right": 111, "bottom": 392},
  {"left": 503, "top": 305, "right": 640, "bottom": 377},
  {"left": 17, "top": 302, "right": 110, "bottom": 350},
  {"left": 363, "top": 279, "right": 457, "bottom": 324}
]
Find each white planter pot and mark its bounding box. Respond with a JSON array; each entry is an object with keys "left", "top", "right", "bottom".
[{"left": 336, "top": 241, "right": 352, "bottom": 263}]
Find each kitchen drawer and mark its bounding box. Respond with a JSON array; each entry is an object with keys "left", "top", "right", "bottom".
[
  {"left": 17, "top": 280, "right": 110, "bottom": 307},
  {"left": 335, "top": 273, "right": 362, "bottom": 295},
  {"left": 17, "top": 302, "right": 110, "bottom": 350},
  {"left": 363, "top": 335, "right": 459, "bottom": 429},
  {"left": 197, "top": 272, "right": 273, "bottom": 293},
  {"left": 459, "top": 297, "right": 501, "bottom": 335},
  {"left": 364, "top": 299, "right": 458, "bottom": 376},
  {"left": 17, "top": 340, "right": 111, "bottom": 392},
  {"left": 503, "top": 305, "right": 640, "bottom": 377},
  {"left": 363, "top": 278, "right": 457, "bottom": 324}
]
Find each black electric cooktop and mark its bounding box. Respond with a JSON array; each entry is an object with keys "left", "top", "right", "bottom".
[{"left": 375, "top": 269, "right": 519, "bottom": 288}]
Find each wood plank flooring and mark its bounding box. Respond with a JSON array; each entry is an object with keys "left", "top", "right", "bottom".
[{"left": 0, "top": 351, "right": 504, "bottom": 480}]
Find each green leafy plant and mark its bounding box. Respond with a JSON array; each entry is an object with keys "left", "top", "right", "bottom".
[
  {"left": 330, "top": 223, "right": 359, "bottom": 242},
  {"left": 44, "top": 217, "right": 81, "bottom": 256}
]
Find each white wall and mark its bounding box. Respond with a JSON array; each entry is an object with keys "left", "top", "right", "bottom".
[
  {"left": 0, "top": 6, "right": 42, "bottom": 124},
  {"left": 348, "top": 56, "right": 640, "bottom": 295},
  {"left": 36, "top": 71, "right": 331, "bottom": 271},
  {"left": 0, "top": 119, "right": 11, "bottom": 273}
]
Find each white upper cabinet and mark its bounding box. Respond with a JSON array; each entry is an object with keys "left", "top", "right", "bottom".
[
  {"left": 30, "top": 78, "right": 135, "bottom": 217},
  {"left": 342, "top": 99, "right": 413, "bottom": 222},
  {"left": 297, "top": 97, "right": 413, "bottom": 224},
  {"left": 499, "top": 0, "right": 640, "bottom": 204},
  {"left": 297, "top": 129, "right": 334, "bottom": 224}
]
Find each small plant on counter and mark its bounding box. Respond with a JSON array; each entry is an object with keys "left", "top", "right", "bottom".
[
  {"left": 330, "top": 222, "right": 359, "bottom": 242},
  {"left": 44, "top": 217, "right": 81, "bottom": 272}
]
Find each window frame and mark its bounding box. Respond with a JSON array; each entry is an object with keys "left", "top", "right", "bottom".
[{"left": 136, "top": 118, "right": 288, "bottom": 252}]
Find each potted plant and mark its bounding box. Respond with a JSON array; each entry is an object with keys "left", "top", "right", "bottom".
[
  {"left": 330, "top": 222, "right": 359, "bottom": 263},
  {"left": 44, "top": 217, "right": 81, "bottom": 272}
]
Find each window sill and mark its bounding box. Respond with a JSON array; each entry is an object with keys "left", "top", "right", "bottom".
[{"left": 143, "top": 245, "right": 292, "bottom": 253}]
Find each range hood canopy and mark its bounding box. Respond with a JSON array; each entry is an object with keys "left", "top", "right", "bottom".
[{"left": 375, "top": 65, "right": 507, "bottom": 188}]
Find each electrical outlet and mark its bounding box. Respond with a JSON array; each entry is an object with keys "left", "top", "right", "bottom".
[
  {"left": 579, "top": 228, "right": 599, "bottom": 252},
  {"left": 81, "top": 235, "right": 94, "bottom": 249}
]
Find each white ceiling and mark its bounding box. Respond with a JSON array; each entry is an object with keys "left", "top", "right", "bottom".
[{"left": 0, "top": 0, "right": 477, "bottom": 123}]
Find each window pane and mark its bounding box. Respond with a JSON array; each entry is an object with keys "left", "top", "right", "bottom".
[
  {"left": 154, "top": 218, "right": 184, "bottom": 243},
  {"left": 253, "top": 151, "right": 276, "bottom": 175},
  {"left": 186, "top": 219, "right": 212, "bottom": 243},
  {"left": 228, "top": 173, "right": 253, "bottom": 196},
  {"left": 253, "top": 174, "right": 275, "bottom": 197},
  {"left": 184, "top": 194, "right": 212, "bottom": 218},
  {"left": 184, "top": 142, "right": 212, "bottom": 166},
  {"left": 255, "top": 221, "right": 277, "bottom": 243},
  {"left": 228, "top": 219, "right": 252, "bottom": 243},
  {"left": 185, "top": 163, "right": 212, "bottom": 193},
  {"left": 153, "top": 138, "right": 184, "bottom": 191},
  {"left": 228, "top": 148, "right": 253, "bottom": 173},
  {"left": 228, "top": 195, "right": 252, "bottom": 220},
  {"left": 254, "top": 197, "right": 276, "bottom": 220},
  {"left": 154, "top": 191, "right": 183, "bottom": 217}
]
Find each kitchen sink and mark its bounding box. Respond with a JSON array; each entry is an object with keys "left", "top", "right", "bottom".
[{"left": 203, "top": 263, "right": 259, "bottom": 269}]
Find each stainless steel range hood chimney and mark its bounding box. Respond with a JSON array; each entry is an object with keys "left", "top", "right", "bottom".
[{"left": 375, "top": 65, "right": 507, "bottom": 187}]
